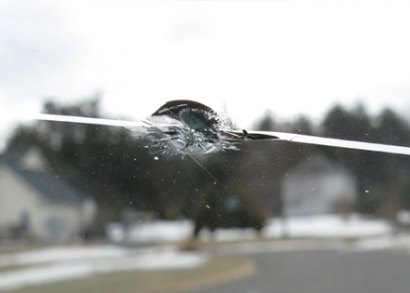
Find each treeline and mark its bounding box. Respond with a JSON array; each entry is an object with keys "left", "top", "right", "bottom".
[{"left": 7, "top": 98, "right": 410, "bottom": 229}]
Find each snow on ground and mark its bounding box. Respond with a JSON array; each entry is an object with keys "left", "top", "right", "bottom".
[
  {"left": 353, "top": 233, "right": 410, "bottom": 252},
  {"left": 0, "top": 245, "right": 207, "bottom": 291},
  {"left": 262, "top": 214, "right": 393, "bottom": 239},
  {"left": 0, "top": 245, "right": 127, "bottom": 267},
  {"left": 106, "top": 220, "right": 193, "bottom": 243},
  {"left": 106, "top": 214, "right": 394, "bottom": 244}
]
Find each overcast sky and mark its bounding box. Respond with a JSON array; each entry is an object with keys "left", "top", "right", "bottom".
[{"left": 1, "top": 1, "right": 410, "bottom": 150}]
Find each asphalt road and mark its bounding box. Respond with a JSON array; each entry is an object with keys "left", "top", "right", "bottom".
[{"left": 188, "top": 249, "right": 410, "bottom": 293}]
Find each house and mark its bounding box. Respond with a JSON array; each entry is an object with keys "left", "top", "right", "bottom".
[
  {"left": 281, "top": 155, "right": 357, "bottom": 217},
  {"left": 0, "top": 147, "right": 96, "bottom": 242}
]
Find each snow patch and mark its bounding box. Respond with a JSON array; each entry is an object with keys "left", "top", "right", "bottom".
[
  {"left": 263, "top": 214, "right": 393, "bottom": 239},
  {"left": 106, "top": 220, "right": 193, "bottom": 243},
  {"left": 0, "top": 246, "right": 206, "bottom": 291}
]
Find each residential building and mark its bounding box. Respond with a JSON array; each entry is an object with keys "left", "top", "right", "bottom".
[
  {"left": 0, "top": 147, "right": 96, "bottom": 242},
  {"left": 282, "top": 155, "right": 357, "bottom": 217}
]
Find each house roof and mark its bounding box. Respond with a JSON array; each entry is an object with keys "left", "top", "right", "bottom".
[
  {"left": 0, "top": 148, "right": 86, "bottom": 206},
  {"left": 285, "top": 154, "right": 352, "bottom": 178}
]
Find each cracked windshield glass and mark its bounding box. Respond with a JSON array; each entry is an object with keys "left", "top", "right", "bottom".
[{"left": 1, "top": 2, "right": 410, "bottom": 293}]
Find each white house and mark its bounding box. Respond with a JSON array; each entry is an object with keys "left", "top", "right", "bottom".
[
  {"left": 0, "top": 147, "right": 97, "bottom": 242},
  {"left": 281, "top": 155, "right": 357, "bottom": 217}
]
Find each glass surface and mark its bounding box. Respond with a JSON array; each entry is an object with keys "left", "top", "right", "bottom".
[
  {"left": 2, "top": 99, "right": 410, "bottom": 293},
  {"left": 1, "top": 2, "right": 410, "bottom": 293}
]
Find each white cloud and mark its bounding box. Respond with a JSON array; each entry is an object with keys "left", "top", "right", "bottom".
[
  {"left": 0, "top": 5, "right": 77, "bottom": 101},
  {"left": 1, "top": 0, "right": 410, "bottom": 147}
]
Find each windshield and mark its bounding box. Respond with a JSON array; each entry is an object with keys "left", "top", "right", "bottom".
[{"left": 1, "top": 2, "right": 410, "bottom": 293}]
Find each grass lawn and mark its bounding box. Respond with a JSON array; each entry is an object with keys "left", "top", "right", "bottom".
[{"left": 11, "top": 255, "right": 256, "bottom": 293}]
